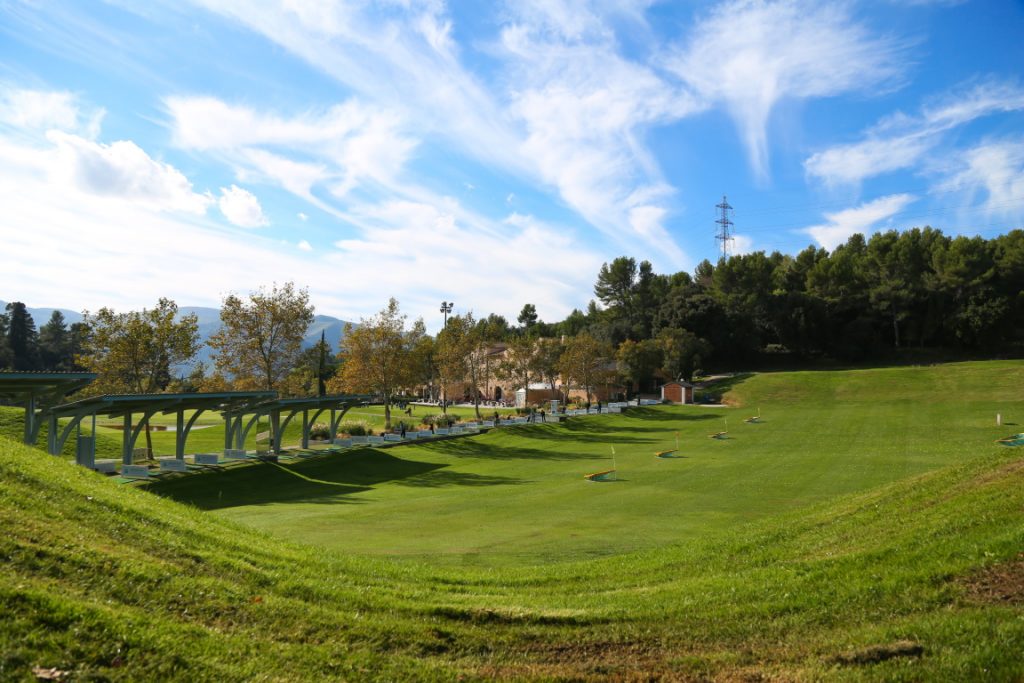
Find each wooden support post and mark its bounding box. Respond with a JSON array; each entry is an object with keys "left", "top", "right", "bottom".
[{"left": 301, "top": 409, "right": 310, "bottom": 449}]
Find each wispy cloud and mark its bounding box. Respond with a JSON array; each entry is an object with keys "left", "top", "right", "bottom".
[
  {"left": 802, "top": 193, "right": 916, "bottom": 249},
  {"left": 934, "top": 138, "right": 1024, "bottom": 220},
  {"left": 805, "top": 80, "right": 1024, "bottom": 186},
  {"left": 179, "top": 0, "right": 693, "bottom": 267},
  {"left": 666, "top": 0, "right": 905, "bottom": 182},
  {"left": 499, "top": 4, "right": 697, "bottom": 266},
  {"left": 166, "top": 95, "right": 417, "bottom": 199}
]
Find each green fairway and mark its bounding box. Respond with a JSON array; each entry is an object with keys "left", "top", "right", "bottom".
[{"left": 149, "top": 361, "right": 1022, "bottom": 566}]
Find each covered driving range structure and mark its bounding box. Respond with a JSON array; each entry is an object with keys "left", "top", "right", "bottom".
[
  {"left": 229, "top": 394, "right": 373, "bottom": 452},
  {"left": 47, "top": 392, "right": 274, "bottom": 468},
  {"left": 0, "top": 371, "right": 96, "bottom": 445}
]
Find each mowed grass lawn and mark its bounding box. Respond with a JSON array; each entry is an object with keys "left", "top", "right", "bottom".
[{"left": 149, "top": 360, "right": 1023, "bottom": 566}]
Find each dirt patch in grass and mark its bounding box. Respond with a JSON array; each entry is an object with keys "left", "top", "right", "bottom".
[
  {"left": 961, "top": 552, "right": 1024, "bottom": 605},
  {"left": 973, "top": 458, "right": 1024, "bottom": 485},
  {"left": 476, "top": 639, "right": 779, "bottom": 682}
]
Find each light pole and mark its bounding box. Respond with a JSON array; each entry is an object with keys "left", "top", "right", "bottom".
[{"left": 439, "top": 301, "right": 454, "bottom": 408}]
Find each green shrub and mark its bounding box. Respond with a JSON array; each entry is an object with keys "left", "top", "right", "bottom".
[
  {"left": 336, "top": 420, "right": 373, "bottom": 437},
  {"left": 309, "top": 422, "right": 331, "bottom": 440}
]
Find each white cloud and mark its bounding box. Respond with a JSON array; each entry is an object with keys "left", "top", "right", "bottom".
[
  {"left": 166, "top": 96, "right": 417, "bottom": 199},
  {"left": 180, "top": 1, "right": 522, "bottom": 172},
  {"left": 0, "top": 129, "right": 603, "bottom": 328},
  {"left": 802, "top": 193, "right": 916, "bottom": 250},
  {"left": 731, "top": 234, "right": 756, "bottom": 255},
  {"left": 297, "top": 212, "right": 308, "bottom": 221},
  {"left": 328, "top": 200, "right": 605, "bottom": 327},
  {"left": 806, "top": 80, "right": 1024, "bottom": 186},
  {"left": 666, "top": 0, "right": 904, "bottom": 181},
  {"left": 218, "top": 184, "right": 268, "bottom": 227},
  {"left": 500, "top": 9, "right": 695, "bottom": 266},
  {"left": 0, "top": 86, "right": 104, "bottom": 137},
  {"left": 46, "top": 130, "right": 212, "bottom": 214},
  {"left": 177, "top": 0, "right": 691, "bottom": 268},
  {"left": 935, "top": 139, "right": 1024, "bottom": 218}
]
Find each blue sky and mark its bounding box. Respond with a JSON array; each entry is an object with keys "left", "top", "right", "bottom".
[{"left": 1, "top": 0, "right": 1022, "bottom": 330}]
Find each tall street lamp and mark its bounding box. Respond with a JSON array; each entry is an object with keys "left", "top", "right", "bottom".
[{"left": 439, "top": 301, "right": 454, "bottom": 409}]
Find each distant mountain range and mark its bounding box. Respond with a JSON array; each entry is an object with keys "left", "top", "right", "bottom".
[{"left": 0, "top": 300, "right": 353, "bottom": 368}]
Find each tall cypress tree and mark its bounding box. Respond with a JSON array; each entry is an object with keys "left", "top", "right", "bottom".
[
  {"left": 5, "top": 302, "right": 39, "bottom": 371},
  {"left": 0, "top": 312, "right": 12, "bottom": 369},
  {"left": 39, "top": 310, "right": 70, "bottom": 370}
]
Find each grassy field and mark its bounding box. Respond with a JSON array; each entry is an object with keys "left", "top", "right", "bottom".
[
  {"left": 2, "top": 360, "right": 1023, "bottom": 680},
  {"left": 148, "top": 361, "right": 1021, "bottom": 566}
]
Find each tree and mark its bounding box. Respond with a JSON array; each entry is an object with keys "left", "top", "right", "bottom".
[
  {"left": 0, "top": 311, "right": 12, "bottom": 369},
  {"left": 495, "top": 334, "right": 536, "bottom": 405},
  {"left": 531, "top": 337, "right": 564, "bottom": 401},
  {"left": 480, "top": 313, "right": 512, "bottom": 340},
  {"left": 435, "top": 313, "right": 474, "bottom": 413},
  {"left": 280, "top": 335, "right": 339, "bottom": 397},
  {"left": 208, "top": 282, "right": 315, "bottom": 391},
  {"left": 39, "top": 310, "right": 70, "bottom": 370},
  {"left": 594, "top": 257, "right": 637, "bottom": 310},
  {"left": 656, "top": 327, "right": 711, "bottom": 382},
  {"left": 517, "top": 303, "right": 539, "bottom": 333},
  {"left": 5, "top": 302, "right": 39, "bottom": 370},
  {"left": 79, "top": 299, "right": 200, "bottom": 455},
  {"left": 331, "top": 298, "right": 425, "bottom": 429},
  {"left": 616, "top": 338, "right": 662, "bottom": 396},
  {"left": 559, "top": 333, "right": 614, "bottom": 404},
  {"left": 67, "top": 322, "right": 91, "bottom": 371}
]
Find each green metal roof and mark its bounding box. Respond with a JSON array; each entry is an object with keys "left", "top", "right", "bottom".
[
  {"left": 49, "top": 391, "right": 276, "bottom": 418},
  {"left": 0, "top": 371, "right": 97, "bottom": 401},
  {"left": 223, "top": 393, "right": 373, "bottom": 417}
]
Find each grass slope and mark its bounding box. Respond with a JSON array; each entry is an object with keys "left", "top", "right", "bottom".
[{"left": 2, "top": 361, "right": 1022, "bottom": 680}]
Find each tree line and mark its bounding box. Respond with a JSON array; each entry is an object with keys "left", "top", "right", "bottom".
[
  {"left": 535, "top": 227, "right": 1024, "bottom": 367},
  {"left": 3, "top": 227, "right": 1021, "bottom": 429}
]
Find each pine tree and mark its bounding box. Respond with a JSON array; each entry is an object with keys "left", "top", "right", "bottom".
[
  {"left": 5, "top": 302, "right": 39, "bottom": 370},
  {"left": 39, "top": 310, "right": 70, "bottom": 370}
]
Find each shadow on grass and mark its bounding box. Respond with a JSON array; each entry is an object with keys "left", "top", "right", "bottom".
[
  {"left": 419, "top": 437, "right": 607, "bottom": 461},
  {"left": 397, "top": 470, "right": 526, "bottom": 488},
  {"left": 508, "top": 423, "right": 655, "bottom": 444},
  {"left": 149, "top": 449, "right": 523, "bottom": 509}
]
